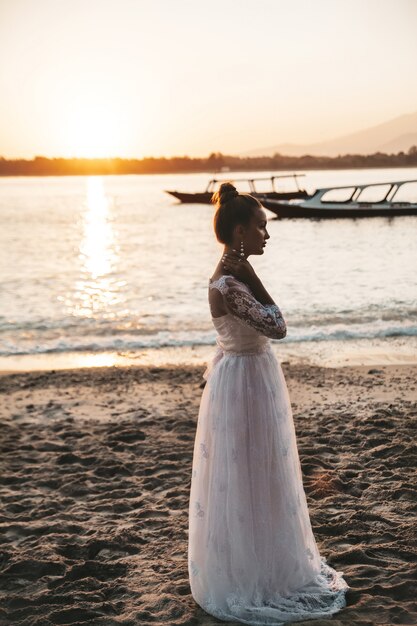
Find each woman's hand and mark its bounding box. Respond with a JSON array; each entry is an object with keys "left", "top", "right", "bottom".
[
  {"left": 222, "top": 250, "right": 276, "bottom": 306},
  {"left": 222, "top": 251, "right": 257, "bottom": 284}
]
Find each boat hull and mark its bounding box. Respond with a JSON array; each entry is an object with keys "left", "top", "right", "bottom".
[
  {"left": 262, "top": 200, "right": 417, "bottom": 218},
  {"left": 165, "top": 190, "right": 309, "bottom": 204}
]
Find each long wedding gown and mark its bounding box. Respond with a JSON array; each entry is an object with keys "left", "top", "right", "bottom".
[{"left": 188, "top": 274, "right": 349, "bottom": 625}]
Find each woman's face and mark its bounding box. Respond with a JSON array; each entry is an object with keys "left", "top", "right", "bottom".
[{"left": 241, "top": 206, "right": 270, "bottom": 256}]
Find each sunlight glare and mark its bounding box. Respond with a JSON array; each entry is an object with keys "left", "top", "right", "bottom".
[
  {"left": 72, "top": 176, "right": 120, "bottom": 317},
  {"left": 82, "top": 177, "right": 114, "bottom": 279}
]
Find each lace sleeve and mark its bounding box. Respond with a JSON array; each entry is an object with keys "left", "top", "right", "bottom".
[{"left": 221, "top": 276, "right": 287, "bottom": 340}]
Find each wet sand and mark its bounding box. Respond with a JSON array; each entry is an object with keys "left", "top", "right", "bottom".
[{"left": 0, "top": 362, "right": 416, "bottom": 625}]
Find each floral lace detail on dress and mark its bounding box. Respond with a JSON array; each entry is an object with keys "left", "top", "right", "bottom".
[
  {"left": 209, "top": 275, "right": 287, "bottom": 340},
  {"left": 200, "top": 556, "right": 348, "bottom": 626}
]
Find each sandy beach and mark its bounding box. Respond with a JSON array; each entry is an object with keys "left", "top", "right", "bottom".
[{"left": 0, "top": 361, "right": 416, "bottom": 626}]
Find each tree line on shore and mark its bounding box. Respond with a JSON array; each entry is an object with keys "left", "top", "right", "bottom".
[{"left": 1, "top": 146, "right": 416, "bottom": 176}]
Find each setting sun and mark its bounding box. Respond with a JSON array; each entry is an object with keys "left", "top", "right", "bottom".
[{"left": 60, "top": 97, "right": 130, "bottom": 158}]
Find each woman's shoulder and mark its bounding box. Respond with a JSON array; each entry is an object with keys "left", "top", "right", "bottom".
[{"left": 208, "top": 273, "right": 249, "bottom": 294}]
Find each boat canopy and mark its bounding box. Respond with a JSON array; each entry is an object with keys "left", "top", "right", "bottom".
[
  {"left": 314, "top": 179, "right": 417, "bottom": 204},
  {"left": 204, "top": 173, "right": 305, "bottom": 194}
]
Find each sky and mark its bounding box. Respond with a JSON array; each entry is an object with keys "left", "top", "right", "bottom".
[{"left": 0, "top": 0, "right": 416, "bottom": 159}]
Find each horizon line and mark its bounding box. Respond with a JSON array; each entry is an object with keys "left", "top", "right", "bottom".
[{"left": 2, "top": 146, "right": 417, "bottom": 162}]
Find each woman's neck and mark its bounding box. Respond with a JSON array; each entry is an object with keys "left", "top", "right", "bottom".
[{"left": 224, "top": 244, "right": 248, "bottom": 260}]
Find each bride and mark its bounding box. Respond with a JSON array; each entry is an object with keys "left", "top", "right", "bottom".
[{"left": 188, "top": 182, "right": 349, "bottom": 625}]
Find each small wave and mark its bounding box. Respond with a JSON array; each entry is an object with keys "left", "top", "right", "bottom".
[
  {"left": 287, "top": 323, "right": 417, "bottom": 342},
  {"left": 0, "top": 331, "right": 216, "bottom": 356},
  {"left": 1, "top": 323, "right": 417, "bottom": 356}
]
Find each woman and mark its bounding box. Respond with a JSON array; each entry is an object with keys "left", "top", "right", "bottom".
[{"left": 188, "top": 182, "right": 349, "bottom": 625}]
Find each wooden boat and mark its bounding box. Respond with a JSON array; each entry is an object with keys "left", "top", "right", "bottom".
[
  {"left": 261, "top": 179, "right": 417, "bottom": 218},
  {"left": 165, "top": 173, "right": 310, "bottom": 204}
]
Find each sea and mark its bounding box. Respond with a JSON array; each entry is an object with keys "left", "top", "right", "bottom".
[{"left": 1, "top": 167, "right": 417, "bottom": 370}]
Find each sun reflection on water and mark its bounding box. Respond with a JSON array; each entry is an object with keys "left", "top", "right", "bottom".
[{"left": 73, "top": 176, "right": 122, "bottom": 318}]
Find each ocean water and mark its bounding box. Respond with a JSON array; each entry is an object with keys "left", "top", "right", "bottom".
[{"left": 1, "top": 168, "right": 417, "bottom": 363}]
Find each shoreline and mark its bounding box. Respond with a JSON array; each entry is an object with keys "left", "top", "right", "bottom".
[
  {"left": 1, "top": 163, "right": 417, "bottom": 178},
  {"left": 1, "top": 335, "right": 416, "bottom": 374}
]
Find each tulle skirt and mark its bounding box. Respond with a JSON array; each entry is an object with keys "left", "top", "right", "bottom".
[{"left": 188, "top": 345, "right": 349, "bottom": 625}]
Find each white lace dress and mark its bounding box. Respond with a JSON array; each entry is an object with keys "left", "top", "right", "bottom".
[{"left": 188, "top": 275, "right": 349, "bottom": 625}]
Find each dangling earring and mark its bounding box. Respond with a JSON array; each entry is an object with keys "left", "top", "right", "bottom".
[
  {"left": 232, "top": 240, "right": 246, "bottom": 261},
  {"left": 239, "top": 240, "right": 245, "bottom": 261}
]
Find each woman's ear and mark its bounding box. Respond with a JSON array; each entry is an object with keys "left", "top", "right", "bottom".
[{"left": 234, "top": 224, "right": 245, "bottom": 238}]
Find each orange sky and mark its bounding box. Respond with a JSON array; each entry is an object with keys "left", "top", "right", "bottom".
[{"left": 1, "top": 0, "right": 416, "bottom": 159}]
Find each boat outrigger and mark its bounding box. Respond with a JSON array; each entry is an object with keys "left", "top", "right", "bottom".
[
  {"left": 260, "top": 179, "right": 417, "bottom": 218},
  {"left": 165, "top": 173, "right": 309, "bottom": 204}
]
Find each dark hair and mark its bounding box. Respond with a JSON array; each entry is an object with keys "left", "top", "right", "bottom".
[{"left": 211, "top": 182, "right": 261, "bottom": 244}]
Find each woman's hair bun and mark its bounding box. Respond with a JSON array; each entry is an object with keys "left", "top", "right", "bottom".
[
  {"left": 212, "top": 182, "right": 261, "bottom": 244},
  {"left": 211, "top": 182, "right": 238, "bottom": 207}
]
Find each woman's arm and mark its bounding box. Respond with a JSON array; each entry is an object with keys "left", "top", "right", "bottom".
[
  {"left": 245, "top": 273, "right": 276, "bottom": 306},
  {"left": 220, "top": 252, "right": 286, "bottom": 339},
  {"left": 221, "top": 277, "right": 287, "bottom": 340}
]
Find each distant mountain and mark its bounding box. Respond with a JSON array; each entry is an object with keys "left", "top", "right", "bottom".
[
  {"left": 378, "top": 133, "right": 417, "bottom": 154},
  {"left": 242, "top": 110, "right": 417, "bottom": 157}
]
